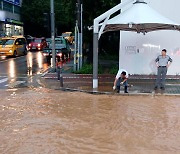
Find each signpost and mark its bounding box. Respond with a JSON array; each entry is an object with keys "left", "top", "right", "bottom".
[{"left": 74, "top": 0, "right": 83, "bottom": 71}]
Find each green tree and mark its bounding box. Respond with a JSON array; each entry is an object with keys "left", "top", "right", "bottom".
[
  {"left": 22, "top": 0, "right": 120, "bottom": 36},
  {"left": 82, "top": 0, "right": 121, "bottom": 62},
  {"left": 21, "top": 0, "right": 76, "bottom": 36},
  {"left": 21, "top": 0, "right": 50, "bottom": 36}
]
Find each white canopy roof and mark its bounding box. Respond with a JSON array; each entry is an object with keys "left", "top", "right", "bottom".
[{"left": 104, "top": 1, "right": 180, "bottom": 33}]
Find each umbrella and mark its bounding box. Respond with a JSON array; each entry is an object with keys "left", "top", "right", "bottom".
[{"left": 103, "top": 0, "right": 180, "bottom": 34}]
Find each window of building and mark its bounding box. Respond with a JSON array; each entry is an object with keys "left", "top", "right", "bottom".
[
  {"left": 14, "top": 5, "right": 20, "bottom": 14},
  {"left": 0, "top": 0, "right": 2, "bottom": 10},
  {"left": 3, "top": 1, "right": 13, "bottom": 13}
]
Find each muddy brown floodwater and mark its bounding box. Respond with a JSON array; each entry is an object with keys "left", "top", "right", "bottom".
[{"left": 0, "top": 88, "right": 180, "bottom": 154}]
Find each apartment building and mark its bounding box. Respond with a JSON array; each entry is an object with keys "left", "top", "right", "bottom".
[{"left": 0, "top": 0, "right": 23, "bottom": 37}]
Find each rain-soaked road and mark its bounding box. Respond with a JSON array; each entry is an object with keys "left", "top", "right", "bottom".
[
  {"left": 0, "top": 87, "right": 179, "bottom": 154},
  {"left": 0, "top": 52, "right": 49, "bottom": 89}
]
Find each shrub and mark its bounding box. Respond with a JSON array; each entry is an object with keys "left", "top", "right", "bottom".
[
  {"left": 73, "top": 63, "right": 103, "bottom": 74},
  {"left": 109, "top": 64, "right": 119, "bottom": 74}
]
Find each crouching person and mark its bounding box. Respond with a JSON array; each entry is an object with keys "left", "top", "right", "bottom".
[{"left": 113, "top": 69, "right": 129, "bottom": 93}]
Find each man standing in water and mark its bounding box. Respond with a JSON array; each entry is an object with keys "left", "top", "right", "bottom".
[
  {"left": 154, "top": 49, "right": 172, "bottom": 90},
  {"left": 113, "top": 69, "right": 129, "bottom": 93}
]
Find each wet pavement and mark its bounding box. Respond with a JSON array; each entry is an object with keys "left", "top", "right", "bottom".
[
  {"left": 0, "top": 87, "right": 180, "bottom": 154},
  {"left": 0, "top": 52, "right": 49, "bottom": 89},
  {"left": 1, "top": 51, "right": 180, "bottom": 95},
  {"left": 40, "top": 60, "right": 180, "bottom": 95}
]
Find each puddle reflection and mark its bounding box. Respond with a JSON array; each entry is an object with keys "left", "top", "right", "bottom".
[
  {"left": 27, "top": 52, "right": 33, "bottom": 76},
  {"left": 8, "top": 60, "right": 16, "bottom": 80},
  {"left": 27, "top": 52, "right": 49, "bottom": 75},
  {"left": 36, "top": 51, "right": 43, "bottom": 69}
]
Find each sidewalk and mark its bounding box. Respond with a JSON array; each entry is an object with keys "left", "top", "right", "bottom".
[{"left": 40, "top": 60, "right": 180, "bottom": 95}]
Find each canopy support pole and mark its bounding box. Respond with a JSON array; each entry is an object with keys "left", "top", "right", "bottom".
[
  {"left": 93, "top": 0, "right": 135, "bottom": 89},
  {"left": 93, "top": 32, "right": 98, "bottom": 89}
]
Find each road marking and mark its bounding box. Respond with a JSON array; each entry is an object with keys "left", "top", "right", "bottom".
[
  {"left": 5, "top": 81, "right": 26, "bottom": 88},
  {"left": 0, "top": 76, "right": 8, "bottom": 78},
  {"left": 0, "top": 75, "right": 28, "bottom": 79},
  {"left": 41, "top": 70, "right": 49, "bottom": 77},
  {"left": 166, "top": 83, "right": 180, "bottom": 86},
  {"left": 42, "top": 76, "right": 111, "bottom": 79},
  {"left": 0, "top": 78, "right": 8, "bottom": 84},
  {"left": 0, "top": 56, "right": 24, "bottom": 63}
]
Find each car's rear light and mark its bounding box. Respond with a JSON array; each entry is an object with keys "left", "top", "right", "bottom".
[
  {"left": 38, "top": 44, "right": 41, "bottom": 47},
  {"left": 29, "top": 43, "right": 32, "bottom": 47},
  {"left": 43, "top": 53, "right": 48, "bottom": 56},
  {"left": 57, "top": 53, "right": 62, "bottom": 57}
]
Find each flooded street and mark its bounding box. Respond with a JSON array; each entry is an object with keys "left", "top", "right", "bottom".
[{"left": 0, "top": 88, "right": 180, "bottom": 154}]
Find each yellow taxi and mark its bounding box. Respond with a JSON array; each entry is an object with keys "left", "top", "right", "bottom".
[{"left": 0, "top": 36, "right": 27, "bottom": 57}]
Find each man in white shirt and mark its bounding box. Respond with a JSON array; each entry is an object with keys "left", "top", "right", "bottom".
[
  {"left": 154, "top": 49, "right": 172, "bottom": 90},
  {"left": 113, "top": 69, "right": 129, "bottom": 93}
]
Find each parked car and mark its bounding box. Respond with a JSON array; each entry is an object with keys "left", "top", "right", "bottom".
[
  {"left": 28, "top": 37, "right": 47, "bottom": 51},
  {"left": 0, "top": 36, "right": 27, "bottom": 57},
  {"left": 43, "top": 36, "right": 71, "bottom": 61},
  {"left": 62, "top": 32, "right": 74, "bottom": 44}
]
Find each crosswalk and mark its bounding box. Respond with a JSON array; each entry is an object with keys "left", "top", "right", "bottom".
[
  {"left": 0, "top": 77, "right": 8, "bottom": 84},
  {"left": 0, "top": 77, "right": 8, "bottom": 88},
  {"left": 0, "top": 76, "right": 26, "bottom": 89}
]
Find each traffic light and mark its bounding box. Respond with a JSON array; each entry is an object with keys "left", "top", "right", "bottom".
[{"left": 43, "top": 13, "right": 50, "bottom": 30}]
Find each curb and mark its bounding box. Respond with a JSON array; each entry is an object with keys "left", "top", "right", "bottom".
[
  {"left": 39, "top": 69, "right": 180, "bottom": 96},
  {"left": 52, "top": 87, "right": 180, "bottom": 97},
  {"left": 41, "top": 73, "right": 180, "bottom": 80}
]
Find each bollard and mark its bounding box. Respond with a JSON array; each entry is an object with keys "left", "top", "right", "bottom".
[
  {"left": 59, "top": 64, "right": 63, "bottom": 87},
  {"left": 57, "top": 60, "right": 63, "bottom": 87}
]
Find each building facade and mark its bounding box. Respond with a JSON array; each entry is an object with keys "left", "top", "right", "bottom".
[
  {"left": 0, "top": 0, "right": 23, "bottom": 37},
  {"left": 120, "top": 0, "right": 180, "bottom": 75}
]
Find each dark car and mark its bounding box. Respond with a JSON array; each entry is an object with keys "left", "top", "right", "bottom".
[
  {"left": 24, "top": 35, "right": 34, "bottom": 45},
  {"left": 28, "top": 37, "right": 47, "bottom": 51},
  {"left": 43, "top": 36, "right": 71, "bottom": 61}
]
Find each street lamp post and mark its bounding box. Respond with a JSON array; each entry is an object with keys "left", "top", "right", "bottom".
[
  {"left": 50, "top": 0, "right": 56, "bottom": 71},
  {"left": 80, "top": 2, "right": 83, "bottom": 69},
  {"left": 77, "top": 0, "right": 83, "bottom": 70}
]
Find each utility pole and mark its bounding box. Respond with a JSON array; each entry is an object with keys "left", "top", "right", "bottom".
[
  {"left": 50, "top": 0, "right": 56, "bottom": 71},
  {"left": 80, "top": 3, "right": 83, "bottom": 68},
  {"left": 43, "top": 13, "right": 51, "bottom": 37}
]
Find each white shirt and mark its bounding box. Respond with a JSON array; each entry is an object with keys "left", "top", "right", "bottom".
[{"left": 115, "top": 69, "right": 129, "bottom": 79}]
